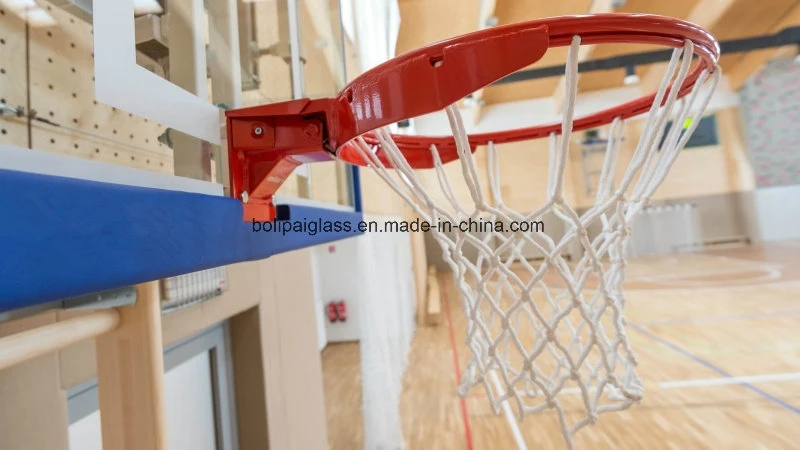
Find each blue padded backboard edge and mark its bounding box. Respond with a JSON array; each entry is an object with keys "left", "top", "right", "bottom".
[{"left": 0, "top": 168, "right": 363, "bottom": 312}]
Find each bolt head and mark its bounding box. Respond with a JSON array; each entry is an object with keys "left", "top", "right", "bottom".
[
  {"left": 253, "top": 127, "right": 263, "bottom": 136},
  {"left": 241, "top": 191, "right": 249, "bottom": 203},
  {"left": 304, "top": 123, "right": 320, "bottom": 138}
]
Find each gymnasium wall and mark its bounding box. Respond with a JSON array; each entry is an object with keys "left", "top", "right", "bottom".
[
  {"left": 739, "top": 57, "right": 800, "bottom": 187},
  {"left": 737, "top": 57, "right": 800, "bottom": 242}
]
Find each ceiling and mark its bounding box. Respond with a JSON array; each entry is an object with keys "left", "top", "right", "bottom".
[{"left": 395, "top": 0, "right": 800, "bottom": 105}]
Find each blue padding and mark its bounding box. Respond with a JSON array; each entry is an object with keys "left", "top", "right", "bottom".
[{"left": 0, "top": 169, "right": 363, "bottom": 312}]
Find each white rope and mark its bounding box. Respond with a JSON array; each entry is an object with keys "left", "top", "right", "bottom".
[{"left": 347, "top": 37, "right": 719, "bottom": 449}]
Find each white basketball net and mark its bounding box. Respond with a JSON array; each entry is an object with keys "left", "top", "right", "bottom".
[{"left": 349, "top": 36, "right": 719, "bottom": 448}]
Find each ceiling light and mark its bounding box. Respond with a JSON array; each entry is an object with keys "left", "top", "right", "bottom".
[
  {"left": 0, "top": 1, "right": 56, "bottom": 26},
  {"left": 1, "top": 0, "right": 35, "bottom": 9},
  {"left": 24, "top": 6, "right": 56, "bottom": 26},
  {"left": 463, "top": 95, "right": 485, "bottom": 108},
  {"left": 623, "top": 65, "right": 640, "bottom": 85},
  {"left": 133, "top": 0, "right": 163, "bottom": 15}
]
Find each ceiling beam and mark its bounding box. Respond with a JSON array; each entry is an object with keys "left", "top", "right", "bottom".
[
  {"left": 551, "top": 0, "right": 615, "bottom": 112},
  {"left": 490, "top": 27, "right": 800, "bottom": 84},
  {"left": 726, "top": 2, "right": 800, "bottom": 90},
  {"left": 638, "top": 0, "right": 737, "bottom": 92}
]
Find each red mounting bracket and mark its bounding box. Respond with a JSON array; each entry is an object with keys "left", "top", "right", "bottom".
[{"left": 225, "top": 98, "right": 346, "bottom": 222}]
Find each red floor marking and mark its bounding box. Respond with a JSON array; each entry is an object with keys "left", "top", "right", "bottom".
[{"left": 441, "top": 274, "right": 475, "bottom": 450}]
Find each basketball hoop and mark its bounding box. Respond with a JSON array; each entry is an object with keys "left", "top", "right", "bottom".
[{"left": 226, "top": 13, "right": 721, "bottom": 448}]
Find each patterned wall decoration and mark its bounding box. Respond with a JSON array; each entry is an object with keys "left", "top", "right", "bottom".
[{"left": 739, "top": 57, "right": 800, "bottom": 187}]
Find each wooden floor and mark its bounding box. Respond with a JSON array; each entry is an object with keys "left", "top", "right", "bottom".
[{"left": 322, "top": 242, "right": 800, "bottom": 449}]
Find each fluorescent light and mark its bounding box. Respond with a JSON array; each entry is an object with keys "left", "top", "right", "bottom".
[
  {"left": 623, "top": 65, "right": 640, "bottom": 86},
  {"left": 1, "top": 0, "right": 35, "bottom": 9},
  {"left": 0, "top": 1, "right": 56, "bottom": 27},
  {"left": 133, "top": 0, "right": 163, "bottom": 15},
  {"left": 463, "top": 95, "right": 485, "bottom": 108},
  {"left": 623, "top": 74, "right": 640, "bottom": 85},
  {"left": 25, "top": 6, "right": 57, "bottom": 26}
]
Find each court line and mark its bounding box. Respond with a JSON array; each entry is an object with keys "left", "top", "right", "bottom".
[
  {"left": 636, "top": 266, "right": 783, "bottom": 287},
  {"left": 629, "top": 324, "right": 800, "bottom": 415},
  {"left": 441, "top": 274, "right": 475, "bottom": 450},
  {"left": 660, "top": 372, "right": 800, "bottom": 389},
  {"left": 641, "top": 309, "right": 800, "bottom": 327}
]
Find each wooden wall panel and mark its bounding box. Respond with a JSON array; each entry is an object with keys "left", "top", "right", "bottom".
[
  {"left": 0, "top": 2, "right": 174, "bottom": 173},
  {"left": 28, "top": 3, "right": 172, "bottom": 172},
  {"left": 229, "top": 307, "right": 270, "bottom": 450},
  {"left": 0, "top": 6, "right": 29, "bottom": 148},
  {"left": 258, "top": 250, "right": 329, "bottom": 450}
]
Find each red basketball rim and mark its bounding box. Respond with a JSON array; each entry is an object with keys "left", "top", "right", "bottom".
[{"left": 334, "top": 13, "right": 720, "bottom": 168}]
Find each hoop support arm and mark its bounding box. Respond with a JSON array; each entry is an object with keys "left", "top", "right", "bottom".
[{"left": 226, "top": 98, "right": 341, "bottom": 221}]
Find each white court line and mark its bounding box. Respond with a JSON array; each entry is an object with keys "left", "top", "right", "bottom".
[
  {"left": 554, "top": 372, "right": 800, "bottom": 395},
  {"left": 637, "top": 266, "right": 783, "bottom": 287},
  {"left": 489, "top": 371, "right": 528, "bottom": 450},
  {"left": 659, "top": 372, "right": 800, "bottom": 389},
  {"left": 641, "top": 309, "right": 800, "bottom": 327}
]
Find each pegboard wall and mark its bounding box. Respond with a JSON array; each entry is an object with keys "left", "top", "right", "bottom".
[{"left": 0, "top": 2, "right": 174, "bottom": 174}]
